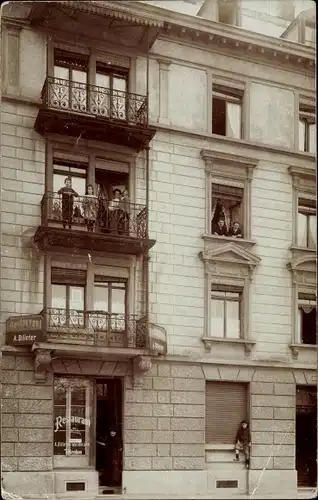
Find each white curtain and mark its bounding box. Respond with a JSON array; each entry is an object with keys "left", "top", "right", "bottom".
[
  {"left": 298, "top": 120, "right": 305, "bottom": 151},
  {"left": 297, "top": 212, "right": 307, "bottom": 247},
  {"left": 210, "top": 298, "right": 224, "bottom": 338},
  {"left": 226, "top": 301, "right": 240, "bottom": 339},
  {"left": 226, "top": 102, "right": 241, "bottom": 139}
]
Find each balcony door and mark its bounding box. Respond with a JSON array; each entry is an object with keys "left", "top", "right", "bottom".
[
  {"left": 92, "top": 277, "right": 128, "bottom": 346},
  {"left": 94, "top": 65, "right": 128, "bottom": 119},
  {"left": 50, "top": 268, "right": 86, "bottom": 330},
  {"left": 53, "top": 50, "right": 88, "bottom": 112}
]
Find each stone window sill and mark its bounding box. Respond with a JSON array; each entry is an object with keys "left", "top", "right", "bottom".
[
  {"left": 202, "top": 337, "right": 255, "bottom": 356},
  {"left": 205, "top": 444, "right": 234, "bottom": 451},
  {"left": 203, "top": 234, "right": 256, "bottom": 250},
  {"left": 289, "top": 245, "right": 316, "bottom": 253},
  {"left": 289, "top": 343, "right": 317, "bottom": 360}
]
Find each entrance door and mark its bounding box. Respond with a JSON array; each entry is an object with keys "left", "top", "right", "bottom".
[
  {"left": 95, "top": 379, "right": 123, "bottom": 493},
  {"left": 296, "top": 385, "right": 317, "bottom": 488}
]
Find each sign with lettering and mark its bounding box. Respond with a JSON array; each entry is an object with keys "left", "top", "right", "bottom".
[
  {"left": 5, "top": 314, "right": 44, "bottom": 346},
  {"left": 149, "top": 323, "right": 167, "bottom": 355},
  {"left": 54, "top": 415, "right": 91, "bottom": 432}
]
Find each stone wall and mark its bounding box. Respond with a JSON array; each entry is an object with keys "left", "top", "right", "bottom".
[{"left": 1, "top": 352, "right": 53, "bottom": 496}]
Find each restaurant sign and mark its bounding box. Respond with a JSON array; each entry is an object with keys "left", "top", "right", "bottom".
[{"left": 6, "top": 314, "right": 44, "bottom": 346}]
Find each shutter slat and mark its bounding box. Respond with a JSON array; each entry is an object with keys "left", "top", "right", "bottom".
[
  {"left": 205, "top": 382, "right": 247, "bottom": 444},
  {"left": 51, "top": 268, "right": 86, "bottom": 285}
]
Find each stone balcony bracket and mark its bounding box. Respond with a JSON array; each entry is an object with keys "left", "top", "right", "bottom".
[{"left": 32, "top": 345, "right": 52, "bottom": 383}]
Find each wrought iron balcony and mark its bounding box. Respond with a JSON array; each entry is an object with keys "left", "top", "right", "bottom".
[
  {"left": 34, "top": 77, "right": 156, "bottom": 151},
  {"left": 34, "top": 192, "right": 155, "bottom": 256},
  {"left": 43, "top": 308, "right": 148, "bottom": 349}
]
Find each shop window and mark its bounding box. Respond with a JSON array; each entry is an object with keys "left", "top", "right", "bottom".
[
  {"left": 206, "top": 381, "right": 248, "bottom": 444},
  {"left": 211, "top": 182, "right": 244, "bottom": 238},
  {"left": 298, "top": 293, "right": 316, "bottom": 345},
  {"left": 53, "top": 377, "right": 92, "bottom": 467},
  {"left": 297, "top": 198, "right": 317, "bottom": 249},
  {"left": 211, "top": 285, "right": 242, "bottom": 339},
  {"left": 212, "top": 84, "right": 243, "bottom": 139},
  {"left": 299, "top": 105, "right": 316, "bottom": 154}
]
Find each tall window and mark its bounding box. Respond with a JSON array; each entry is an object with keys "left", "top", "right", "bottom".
[
  {"left": 211, "top": 285, "right": 242, "bottom": 339},
  {"left": 211, "top": 182, "right": 244, "bottom": 238},
  {"left": 53, "top": 161, "right": 87, "bottom": 195},
  {"left": 298, "top": 293, "right": 316, "bottom": 345},
  {"left": 53, "top": 377, "right": 91, "bottom": 467},
  {"left": 51, "top": 268, "right": 86, "bottom": 328},
  {"left": 53, "top": 50, "right": 88, "bottom": 112},
  {"left": 206, "top": 382, "right": 248, "bottom": 444},
  {"left": 297, "top": 198, "right": 317, "bottom": 249},
  {"left": 299, "top": 105, "right": 316, "bottom": 153},
  {"left": 93, "top": 276, "right": 127, "bottom": 331},
  {"left": 212, "top": 85, "right": 243, "bottom": 139},
  {"left": 93, "top": 64, "right": 128, "bottom": 120}
]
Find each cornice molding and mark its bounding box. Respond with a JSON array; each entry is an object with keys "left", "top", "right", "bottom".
[
  {"left": 201, "top": 150, "right": 259, "bottom": 169},
  {"left": 288, "top": 164, "right": 316, "bottom": 181}
]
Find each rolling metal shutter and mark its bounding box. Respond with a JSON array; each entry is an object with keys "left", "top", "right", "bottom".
[
  {"left": 51, "top": 268, "right": 87, "bottom": 285},
  {"left": 206, "top": 381, "right": 248, "bottom": 444}
]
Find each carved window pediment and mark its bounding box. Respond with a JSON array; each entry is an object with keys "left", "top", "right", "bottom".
[
  {"left": 199, "top": 242, "right": 260, "bottom": 278},
  {"left": 287, "top": 253, "right": 316, "bottom": 273}
]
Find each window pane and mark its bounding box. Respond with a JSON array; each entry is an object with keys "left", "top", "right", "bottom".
[
  {"left": 112, "top": 287, "right": 126, "bottom": 315},
  {"left": 54, "top": 65, "right": 69, "bottom": 80},
  {"left": 53, "top": 174, "right": 86, "bottom": 195},
  {"left": 69, "top": 286, "right": 84, "bottom": 310},
  {"left": 299, "top": 120, "right": 305, "bottom": 151},
  {"left": 113, "top": 77, "right": 127, "bottom": 92},
  {"left": 71, "top": 70, "right": 87, "bottom": 84},
  {"left": 297, "top": 212, "right": 307, "bottom": 247},
  {"left": 96, "top": 73, "right": 110, "bottom": 88},
  {"left": 94, "top": 285, "right": 109, "bottom": 312},
  {"left": 308, "top": 215, "right": 317, "bottom": 248},
  {"left": 226, "top": 102, "right": 241, "bottom": 139},
  {"left": 52, "top": 284, "right": 67, "bottom": 309},
  {"left": 226, "top": 300, "right": 240, "bottom": 339},
  {"left": 309, "top": 123, "right": 316, "bottom": 154},
  {"left": 211, "top": 299, "right": 224, "bottom": 337}
]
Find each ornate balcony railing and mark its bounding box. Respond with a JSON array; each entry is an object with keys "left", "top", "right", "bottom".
[
  {"left": 41, "top": 192, "right": 148, "bottom": 239},
  {"left": 41, "top": 76, "right": 148, "bottom": 127},
  {"left": 43, "top": 308, "right": 148, "bottom": 349}
]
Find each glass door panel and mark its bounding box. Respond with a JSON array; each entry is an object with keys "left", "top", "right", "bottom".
[
  {"left": 52, "top": 66, "right": 70, "bottom": 109},
  {"left": 71, "top": 69, "right": 87, "bottom": 112},
  {"left": 112, "top": 76, "right": 127, "bottom": 120}
]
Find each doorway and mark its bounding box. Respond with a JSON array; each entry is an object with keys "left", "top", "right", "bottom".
[
  {"left": 96, "top": 378, "right": 123, "bottom": 494},
  {"left": 296, "top": 385, "right": 317, "bottom": 488}
]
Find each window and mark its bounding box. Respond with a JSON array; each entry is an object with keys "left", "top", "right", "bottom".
[
  {"left": 211, "top": 285, "right": 242, "bottom": 339},
  {"left": 53, "top": 161, "right": 87, "bottom": 195},
  {"left": 53, "top": 50, "right": 89, "bottom": 112},
  {"left": 93, "top": 277, "right": 127, "bottom": 331},
  {"left": 50, "top": 268, "right": 86, "bottom": 328},
  {"left": 53, "top": 377, "right": 92, "bottom": 467},
  {"left": 212, "top": 85, "right": 243, "bottom": 139},
  {"left": 91, "top": 63, "right": 128, "bottom": 119},
  {"left": 298, "top": 293, "right": 316, "bottom": 345},
  {"left": 297, "top": 198, "right": 317, "bottom": 249},
  {"left": 206, "top": 382, "right": 248, "bottom": 444},
  {"left": 211, "top": 182, "right": 244, "bottom": 238},
  {"left": 299, "top": 105, "right": 316, "bottom": 153}
]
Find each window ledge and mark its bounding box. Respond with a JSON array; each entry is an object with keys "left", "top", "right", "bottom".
[
  {"left": 289, "top": 245, "right": 316, "bottom": 253},
  {"left": 205, "top": 444, "right": 234, "bottom": 451},
  {"left": 289, "top": 343, "right": 317, "bottom": 360},
  {"left": 202, "top": 337, "right": 255, "bottom": 356},
  {"left": 203, "top": 234, "right": 256, "bottom": 249}
]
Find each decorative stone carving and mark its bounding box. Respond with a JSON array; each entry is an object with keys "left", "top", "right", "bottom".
[
  {"left": 132, "top": 355, "right": 152, "bottom": 389},
  {"left": 34, "top": 348, "right": 52, "bottom": 383},
  {"left": 199, "top": 242, "right": 261, "bottom": 280}
]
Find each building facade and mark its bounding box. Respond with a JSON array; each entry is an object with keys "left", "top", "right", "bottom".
[{"left": 0, "top": 0, "right": 316, "bottom": 498}]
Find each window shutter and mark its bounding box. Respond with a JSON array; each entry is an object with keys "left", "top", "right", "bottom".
[
  {"left": 206, "top": 382, "right": 248, "bottom": 444},
  {"left": 51, "top": 268, "right": 86, "bottom": 285}
]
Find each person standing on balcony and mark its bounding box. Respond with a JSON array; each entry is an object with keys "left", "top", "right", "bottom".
[
  {"left": 58, "top": 176, "right": 78, "bottom": 229},
  {"left": 82, "top": 184, "right": 98, "bottom": 232},
  {"left": 108, "top": 188, "right": 122, "bottom": 234}
]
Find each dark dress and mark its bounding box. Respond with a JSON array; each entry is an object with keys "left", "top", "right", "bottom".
[
  {"left": 57, "top": 186, "right": 78, "bottom": 228},
  {"left": 228, "top": 227, "right": 242, "bottom": 238},
  {"left": 213, "top": 223, "right": 228, "bottom": 236}
]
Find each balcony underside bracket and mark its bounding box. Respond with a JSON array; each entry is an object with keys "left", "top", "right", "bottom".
[
  {"left": 32, "top": 345, "right": 52, "bottom": 383},
  {"left": 132, "top": 354, "right": 152, "bottom": 389}
]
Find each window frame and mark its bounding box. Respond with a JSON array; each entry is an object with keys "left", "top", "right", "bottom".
[
  {"left": 210, "top": 285, "right": 243, "bottom": 340},
  {"left": 297, "top": 293, "right": 317, "bottom": 346},
  {"left": 289, "top": 165, "right": 316, "bottom": 250},
  {"left": 53, "top": 377, "right": 93, "bottom": 469},
  {"left": 93, "top": 276, "right": 128, "bottom": 316},
  {"left": 210, "top": 180, "right": 245, "bottom": 238},
  {"left": 297, "top": 198, "right": 317, "bottom": 250},
  {"left": 298, "top": 104, "right": 316, "bottom": 153},
  {"left": 212, "top": 84, "right": 244, "bottom": 139},
  {"left": 202, "top": 150, "right": 258, "bottom": 241}
]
